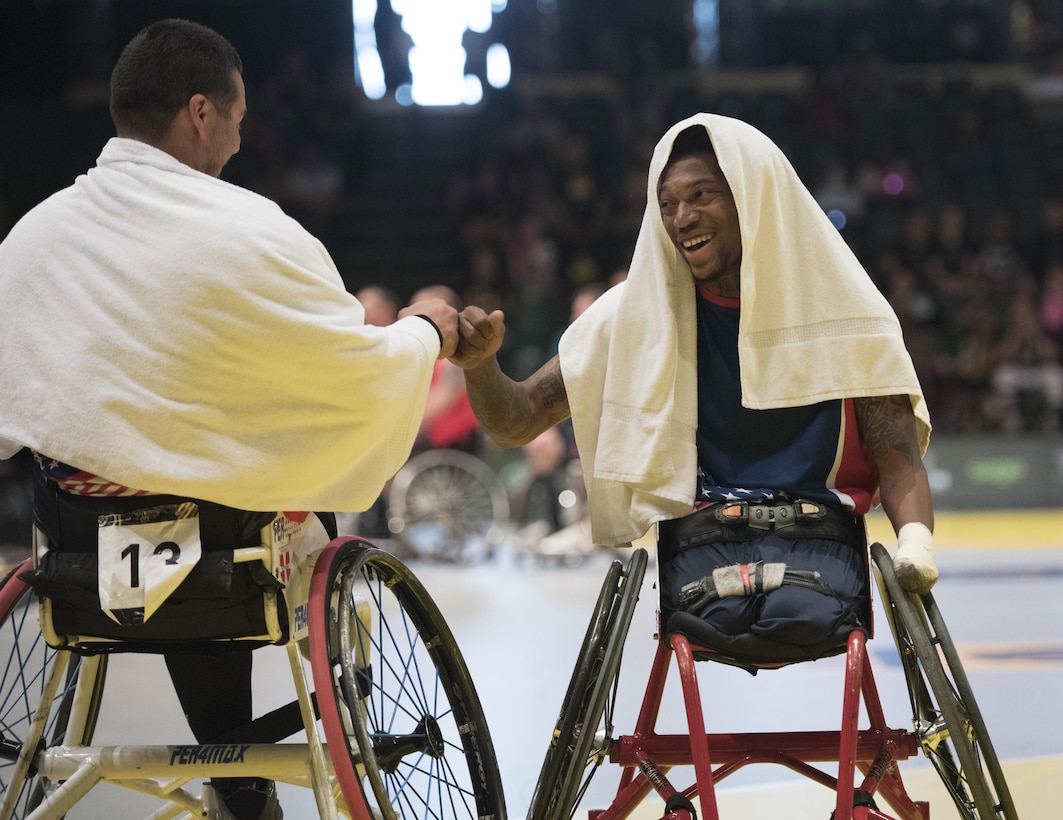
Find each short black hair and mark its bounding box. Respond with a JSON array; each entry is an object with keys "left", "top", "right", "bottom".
[
  {"left": 110, "top": 19, "right": 243, "bottom": 141},
  {"left": 662, "top": 125, "right": 716, "bottom": 179}
]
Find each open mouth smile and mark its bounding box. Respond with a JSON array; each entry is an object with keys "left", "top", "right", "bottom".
[{"left": 682, "top": 234, "right": 712, "bottom": 252}]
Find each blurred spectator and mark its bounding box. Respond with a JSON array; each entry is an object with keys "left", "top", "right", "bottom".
[
  {"left": 931, "top": 203, "right": 976, "bottom": 275},
  {"left": 409, "top": 285, "right": 481, "bottom": 454},
  {"left": 990, "top": 292, "right": 1063, "bottom": 432},
  {"left": 509, "top": 426, "right": 569, "bottom": 535},
  {"left": 461, "top": 243, "right": 507, "bottom": 317},
  {"left": 1029, "top": 197, "right": 1063, "bottom": 276},
  {"left": 1039, "top": 262, "right": 1063, "bottom": 345},
  {"left": 814, "top": 161, "right": 867, "bottom": 229},
  {"left": 506, "top": 426, "right": 591, "bottom": 564},
  {"left": 280, "top": 139, "right": 347, "bottom": 228},
  {"left": 980, "top": 208, "right": 1032, "bottom": 294},
  {"left": 948, "top": 296, "right": 1001, "bottom": 433},
  {"left": 548, "top": 280, "right": 608, "bottom": 358},
  {"left": 356, "top": 284, "right": 402, "bottom": 326}
]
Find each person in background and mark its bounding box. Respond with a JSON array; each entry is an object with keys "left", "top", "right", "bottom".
[
  {"left": 356, "top": 283, "right": 403, "bottom": 326},
  {"left": 451, "top": 114, "right": 937, "bottom": 658},
  {"left": 410, "top": 285, "right": 482, "bottom": 455},
  {"left": 0, "top": 20, "right": 459, "bottom": 820}
]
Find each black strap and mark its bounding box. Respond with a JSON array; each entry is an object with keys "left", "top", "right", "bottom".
[
  {"left": 658, "top": 500, "right": 863, "bottom": 563},
  {"left": 679, "top": 564, "right": 838, "bottom": 614}
]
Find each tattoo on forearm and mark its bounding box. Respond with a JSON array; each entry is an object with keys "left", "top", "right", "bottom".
[
  {"left": 466, "top": 357, "right": 569, "bottom": 445},
  {"left": 538, "top": 359, "right": 566, "bottom": 409},
  {"left": 857, "top": 395, "right": 921, "bottom": 468}
]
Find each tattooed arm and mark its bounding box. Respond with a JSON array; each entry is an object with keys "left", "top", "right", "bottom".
[
  {"left": 461, "top": 354, "right": 572, "bottom": 448},
  {"left": 854, "top": 394, "right": 934, "bottom": 535}
]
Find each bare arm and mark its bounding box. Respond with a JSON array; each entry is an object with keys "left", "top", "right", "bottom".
[
  {"left": 854, "top": 394, "right": 934, "bottom": 535},
  {"left": 461, "top": 355, "right": 572, "bottom": 448}
]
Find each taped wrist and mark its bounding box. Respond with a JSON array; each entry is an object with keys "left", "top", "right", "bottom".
[{"left": 897, "top": 521, "right": 933, "bottom": 552}]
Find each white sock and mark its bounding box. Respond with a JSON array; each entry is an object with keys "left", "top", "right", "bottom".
[{"left": 894, "top": 521, "right": 937, "bottom": 594}]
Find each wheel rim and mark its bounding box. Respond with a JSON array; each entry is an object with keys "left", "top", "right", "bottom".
[
  {"left": 311, "top": 540, "right": 506, "bottom": 819},
  {"left": 0, "top": 566, "right": 99, "bottom": 819},
  {"left": 528, "top": 548, "right": 647, "bottom": 820},
  {"left": 387, "top": 450, "right": 509, "bottom": 563},
  {"left": 872, "top": 543, "right": 1012, "bottom": 819}
]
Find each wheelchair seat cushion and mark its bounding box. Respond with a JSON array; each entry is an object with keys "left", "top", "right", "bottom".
[{"left": 665, "top": 609, "right": 862, "bottom": 673}]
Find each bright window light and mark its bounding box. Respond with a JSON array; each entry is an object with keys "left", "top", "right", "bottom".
[
  {"left": 486, "top": 43, "right": 510, "bottom": 89},
  {"left": 353, "top": 0, "right": 507, "bottom": 105}
]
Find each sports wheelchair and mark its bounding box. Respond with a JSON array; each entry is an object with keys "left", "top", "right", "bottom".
[
  {"left": 369, "top": 448, "right": 511, "bottom": 564},
  {"left": 0, "top": 512, "right": 507, "bottom": 819},
  {"left": 527, "top": 530, "right": 1017, "bottom": 820}
]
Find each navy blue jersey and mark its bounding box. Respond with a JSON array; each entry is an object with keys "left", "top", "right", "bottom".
[{"left": 694, "top": 286, "right": 878, "bottom": 514}]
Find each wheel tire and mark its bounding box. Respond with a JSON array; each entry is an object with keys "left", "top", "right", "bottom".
[
  {"left": 308, "top": 537, "right": 506, "bottom": 819},
  {"left": 0, "top": 559, "right": 106, "bottom": 819},
  {"left": 386, "top": 450, "right": 509, "bottom": 563},
  {"left": 872, "top": 542, "right": 1016, "bottom": 819},
  {"left": 527, "top": 547, "right": 648, "bottom": 820}
]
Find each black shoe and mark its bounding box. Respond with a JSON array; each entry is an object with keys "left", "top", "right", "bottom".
[{"left": 211, "top": 777, "right": 283, "bottom": 820}]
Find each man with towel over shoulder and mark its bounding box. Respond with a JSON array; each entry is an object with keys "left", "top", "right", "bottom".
[
  {"left": 0, "top": 19, "right": 463, "bottom": 820},
  {"left": 452, "top": 113, "right": 938, "bottom": 656}
]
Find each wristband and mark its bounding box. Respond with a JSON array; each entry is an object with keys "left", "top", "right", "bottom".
[{"left": 415, "top": 314, "right": 444, "bottom": 348}]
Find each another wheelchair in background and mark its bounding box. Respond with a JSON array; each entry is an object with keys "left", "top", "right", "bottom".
[
  {"left": 528, "top": 536, "right": 1016, "bottom": 820},
  {"left": 378, "top": 448, "right": 511, "bottom": 564},
  {"left": 0, "top": 516, "right": 507, "bottom": 819}
]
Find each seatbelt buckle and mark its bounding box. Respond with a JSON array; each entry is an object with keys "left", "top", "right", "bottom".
[
  {"left": 748, "top": 504, "right": 774, "bottom": 530},
  {"left": 714, "top": 501, "right": 748, "bottom": 525},
  {"left": 794, "top": 500, "right": 827, "bottom": 522}
]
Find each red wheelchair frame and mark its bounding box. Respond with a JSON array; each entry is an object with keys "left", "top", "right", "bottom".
[{"left": 527, "top": 542, "right": 1017, "bottom": 820}]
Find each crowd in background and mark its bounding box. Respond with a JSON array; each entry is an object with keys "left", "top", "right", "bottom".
[
  {"left": 4, "top": 2, "right": 1063, "bottom": 547},
  {"left": 216, "top": 25, "right": 1063, "bottom": 441}
]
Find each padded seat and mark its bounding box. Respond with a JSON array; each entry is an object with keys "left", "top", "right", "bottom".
[{"left": 665, "top": 609, "right": 864, "bottom": 674}]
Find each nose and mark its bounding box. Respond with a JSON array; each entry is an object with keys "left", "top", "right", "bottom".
[{"left": 674, "top": 200, "right": 697, "bottom": 228}]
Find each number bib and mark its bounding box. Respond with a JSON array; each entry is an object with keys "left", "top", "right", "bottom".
[{"left": 97, "top": 502, "right": 202, "bottom": 625}]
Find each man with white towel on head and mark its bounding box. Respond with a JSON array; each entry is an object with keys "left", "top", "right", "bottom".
[
  {"left": 452, "top": 114, "right": 938, "bottom": 657},
  {"left": 0, "top": 19, "right": 461, "bottom": 820}
]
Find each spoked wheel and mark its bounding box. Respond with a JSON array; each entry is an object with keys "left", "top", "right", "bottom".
[
  {"left": 308, "top": 537, "right": 506, "bottom": 820},
  {"left": 527, "top": 547, "right": 648, "bottom": 820},
  {"left": 0, "top": 560, "right": 107, "bottom": 819},
  {"left": 386, "top": 449, "right": 509, "bottom": 563},
  {"left": 872, "top": 543, "right": 1017, "bottom": 819}
]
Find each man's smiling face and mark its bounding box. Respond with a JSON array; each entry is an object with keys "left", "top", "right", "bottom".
[{"left": 657, "top": 151, "right": 743, "bottom": 297}]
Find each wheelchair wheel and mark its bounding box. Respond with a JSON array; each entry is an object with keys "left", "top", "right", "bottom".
[
  {"left": 871, "top": 543, "right": 1017, "bottom": 820},
  {"left": 386, "top": 449, "right": 509, "bottom": 563},
  {"left": 307, "top": 537, "right": 506, "bottom": 820},
  {"left": 0, "top": 560, "right": 107, "bottom": 819},
  {"left": 527, "top": 547, "right": 648, "bottom": 820}
]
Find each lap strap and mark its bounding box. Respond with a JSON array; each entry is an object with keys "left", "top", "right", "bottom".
[{"left": 658, "top": 500, "right": 863, "bottom": 563}]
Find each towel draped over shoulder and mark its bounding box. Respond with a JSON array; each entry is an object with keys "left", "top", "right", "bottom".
[
  {"left": 0, "top": 138, "right": 438, "bottom": 512},
  {"left": 559, "top": 114, "right": 931, "bottom": 546}
]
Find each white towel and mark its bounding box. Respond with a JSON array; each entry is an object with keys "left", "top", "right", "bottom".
[
  {"left": 559, "top": 114, "right": 930, "bottom": 545},
  {"left": 0, "top": 138, "right": 439, "bottom": 512}
]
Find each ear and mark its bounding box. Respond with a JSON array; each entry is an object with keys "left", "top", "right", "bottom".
[{"left": 185, "top": 93, "right": 212, "bottom": 139}]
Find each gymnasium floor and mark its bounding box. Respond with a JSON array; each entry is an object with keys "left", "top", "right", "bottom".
[{"left": 53, "top": 509, "right": 1063, "bottom": 818}]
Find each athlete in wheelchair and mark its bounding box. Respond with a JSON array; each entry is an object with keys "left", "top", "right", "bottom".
[
  {"left": 0, "top": 19, "right": 505, "bottom": 819},
  {"left": 455, "top": 114, "right": 1014, "bottom": 817}
]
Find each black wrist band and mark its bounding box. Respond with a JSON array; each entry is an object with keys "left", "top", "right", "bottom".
[{"left": 415, "top": 314, "right": 444, "bottom": 348}]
